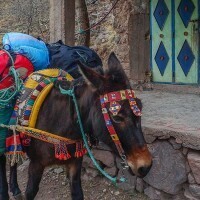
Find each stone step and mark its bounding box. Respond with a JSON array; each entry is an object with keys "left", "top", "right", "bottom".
[
  {"left": 152, "top": 84, "right": 200, "bottom": 95},
  {"left": 136, "top": 90, "right": 200, "bottom": 150}
]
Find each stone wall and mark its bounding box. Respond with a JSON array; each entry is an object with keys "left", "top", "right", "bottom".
[
  {"left": 82, "top": 138, "right": 200, "bottom": 200},
  {"left": 0, "top": 0, "right": 49, "bottom": 45},
  {"left": 86, "top": 0, "right": 149, "bottom": 80}
]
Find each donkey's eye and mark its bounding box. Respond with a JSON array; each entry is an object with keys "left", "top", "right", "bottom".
[{"left": 111, "top": 115, "right": 124, "bottom": 123}]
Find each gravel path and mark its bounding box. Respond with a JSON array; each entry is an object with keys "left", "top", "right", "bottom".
[{"left": 8, "top": 161, "right": 149, "bottom": 200}]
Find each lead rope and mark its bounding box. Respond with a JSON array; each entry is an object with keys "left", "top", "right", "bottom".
[{"left": 59, "top": 86, "right": 126, "bottom": 184}]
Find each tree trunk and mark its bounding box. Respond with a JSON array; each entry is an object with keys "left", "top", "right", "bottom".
[
  {"left": 64, "top": 0, "right": 75, "bottom": 46},
  {"left": 76, "top": 0, "right": 90, "bottom": 46}
]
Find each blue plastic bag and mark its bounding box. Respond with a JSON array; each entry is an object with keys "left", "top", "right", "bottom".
[{"left": 3, "top": 32, "right": 49, "bottom": 71}]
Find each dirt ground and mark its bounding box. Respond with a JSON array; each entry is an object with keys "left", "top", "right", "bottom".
[{"left": 7, "top": 161, "right": 149, "bottom": 200}]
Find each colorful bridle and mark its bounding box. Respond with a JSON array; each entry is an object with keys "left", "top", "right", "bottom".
[{"left": 100, "top": 89, "right": 142, "bottom": 165}]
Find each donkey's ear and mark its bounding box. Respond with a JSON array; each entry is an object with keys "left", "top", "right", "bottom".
[
  {"left": 78, "top": 61, "right": 105, "bottom": 90},
  {"left": 107, "top": 52, "right": 129, "bottom": 83},
  {"left": 108, "top": 52, "right": 121, "bottom": 70}
]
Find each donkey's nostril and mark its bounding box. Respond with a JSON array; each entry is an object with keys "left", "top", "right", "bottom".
[{"left": 138, "top": 165, "right": 151, "bottom": 177}]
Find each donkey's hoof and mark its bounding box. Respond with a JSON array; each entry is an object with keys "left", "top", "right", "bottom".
[{"left": 14, "top": 193, "right": 24, "bottom": 200}]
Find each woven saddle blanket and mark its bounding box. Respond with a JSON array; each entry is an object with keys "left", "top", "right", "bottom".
[
  {"left": 6, "top": 69, "right": 86, "bottom": 161},
  {"left": 17, "top": 68, "right": 73, "bottom": 127}
]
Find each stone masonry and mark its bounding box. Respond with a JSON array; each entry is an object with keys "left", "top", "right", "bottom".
[{"left": 0, "top": 0, "right": 49, "bottom": 44}]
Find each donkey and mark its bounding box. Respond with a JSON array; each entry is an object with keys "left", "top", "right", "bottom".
[{"left": 0, "top": 53, "right": 152, "bottom": 200}]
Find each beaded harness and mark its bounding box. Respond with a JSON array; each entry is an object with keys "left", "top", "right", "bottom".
[{"left": 100, "top": 89, "right": 142, "bottom": 166}]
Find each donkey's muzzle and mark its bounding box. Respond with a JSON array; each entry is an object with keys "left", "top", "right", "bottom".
[
  {"left": 127, "top": 145, "right": 152, "bottom": 177},
  {"left": 138, "top": 164, "right": 152, "bottom": 178}
]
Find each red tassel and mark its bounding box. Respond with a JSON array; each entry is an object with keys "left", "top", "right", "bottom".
[
  {"left": 66, "top": 152, "right": 71, "bottom": 160},
  {"left": 75, "top": 151, "right": 78, "bottom": 158},
  {"left": 55, "top": 142, "right": 86, "bottom": 160},
  {"left": 58, "top": 154, "right": 62, "bottom": 160},
  {"left": 74, "top": 142, "right": 87, "bottom": 158},
  {"left": 60, "top": 154, "right": 64, "bottom": 160},
  {"left": 55, "top": 154, "right": 59, "bottom": 159},
  {"left": 82, "top": 149, "right": 86, "bottom": 156}
]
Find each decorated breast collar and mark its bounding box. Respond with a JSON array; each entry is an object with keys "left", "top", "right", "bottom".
[{"left": 100, "top": 89, "right": 141, "bottom": 163}]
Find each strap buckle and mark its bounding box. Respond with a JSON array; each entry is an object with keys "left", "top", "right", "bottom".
[{"left": 120, "top": 154, "right": 129, "bottom": 170}]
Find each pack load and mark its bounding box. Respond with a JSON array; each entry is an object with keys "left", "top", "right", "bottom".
[
  {"left": 0, "top": 34, "right": 103, "bottom": 155},
  {"left": 47, "top": 40, "right": 103, "bottom": 78},
  {"left": 0, "top": 49, "right": 34, "bottom": 90},
  {"left": 0, "top": 49, "right": 34, "bottom": 154},
  {"left": 3, "top": 32, "right": 49, "bottom": 71}
]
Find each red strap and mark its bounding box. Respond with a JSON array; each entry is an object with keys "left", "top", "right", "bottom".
[
  {"left": 100, "top": 89, "right": 142, "bottom": 157},
  {"left": 0, "top": 50, "right": 10, "bottom": 75},
  {"left": 0, "top": 50, "right": 34, "bottom": 89},
  {"left": 101, "top": 89, "right": 135, "bottom": 103},
  {"left": 101, "top": 103, "right": 125, "bottom": 156}
]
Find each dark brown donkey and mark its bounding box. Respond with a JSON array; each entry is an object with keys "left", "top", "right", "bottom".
[{"left": 1, "top": 53, "right": 152, "bottom": 200}]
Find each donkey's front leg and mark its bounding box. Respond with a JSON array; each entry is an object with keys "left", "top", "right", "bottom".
[
  {"left": 25, "top": 161, "right": 44, "bottom": 200},
  {"left": 68, "top": 158, "right": 84, "bottom": 200},
  {"left": 0, "top": 154, "right": 9, "bottom": 200},
  {"left": 10, "top": 163, "right": 22, "bottom": 199}
]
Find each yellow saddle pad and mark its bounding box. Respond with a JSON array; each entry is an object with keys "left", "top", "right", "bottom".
[{"left": 18, "top": 69, "right": 73, "bottom": 128}]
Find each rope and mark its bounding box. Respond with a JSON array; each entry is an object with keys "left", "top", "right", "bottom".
[
  {"left": 59, "top": 85, "right": 126, "bottom": 184},
  {"left": 75, "top": 0, "right": 119, "bottom": 35},
  {"left": 0, "top": 124, "right": 79, "bottom": 145},
  {"left": 0, "top": 50, "right": 23, "bottom": 107},
  {"left": 0, "top": 67, "right": 23, "bottom": 107},
  {"left": 0, "top": 49, "right": 14, "bottom": 65}
]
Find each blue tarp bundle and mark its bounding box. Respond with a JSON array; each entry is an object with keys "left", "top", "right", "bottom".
[
  {"left": 0, "top": 32, "right": 49, "bottom": 154},
  {"left": 3, "top": 32, "right": 49, "bottom": 71}
]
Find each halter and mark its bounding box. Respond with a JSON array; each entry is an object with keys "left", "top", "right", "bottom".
[{"left": 100, "top": 89, "right": 142, "bottom": 166}]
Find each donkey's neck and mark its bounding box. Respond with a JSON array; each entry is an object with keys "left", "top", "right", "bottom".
[{"left": 35, "top": 85, "right": 83, "bottom": 140}]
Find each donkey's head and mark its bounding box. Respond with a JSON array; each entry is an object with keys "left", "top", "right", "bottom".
[{"left": 78, "top": 52, "right": 152, "bottom": 177}]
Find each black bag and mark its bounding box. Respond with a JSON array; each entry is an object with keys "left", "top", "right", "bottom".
[{"left": 47, "top": 40, "right": 103, "bottom": 78}]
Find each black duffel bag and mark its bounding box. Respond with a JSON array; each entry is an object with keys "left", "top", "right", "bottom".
[{"left": 47, "top": 40, "right": 103, "bottom": 78}]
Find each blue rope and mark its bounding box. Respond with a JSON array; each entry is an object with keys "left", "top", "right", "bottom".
[{"left": 59, "top": 85, "right": 126, "bottom": 184}]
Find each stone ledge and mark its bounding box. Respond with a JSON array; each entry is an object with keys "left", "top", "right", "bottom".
[
  {"left": 152, "top": 84, "right": 200, "bottom": 95},
  {"left": 143, "top": 126, "right": 200, "bottom": 150},
  {"left": 137, "top": 90, "right": 200, "bottom": 151}
]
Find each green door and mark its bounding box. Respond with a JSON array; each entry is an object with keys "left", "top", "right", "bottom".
[
  {"left": 151, "top": 0, "right": 199, "bottom": 84},
  {"left": 175, "top": 0, "right": 199, "bottom": 83}
]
